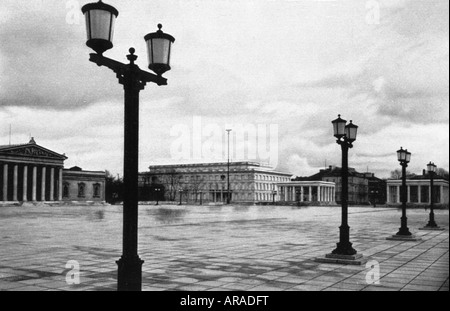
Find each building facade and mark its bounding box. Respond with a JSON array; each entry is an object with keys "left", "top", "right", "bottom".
[
  {"left": 139, "top": 162, "right": 293, "bottom": 204},
  {"left": 293, "top": 166, "right": 371, "bottom": 205},
  {"left": 277, "top": 181, "right": 336, "bottom": 205},
  {"left": 386, "top": 173, "right": 449, "bottom": 205},
  {"left": 62, "top": 167, "right": 106, "bottom": 203},
  {"left": 0, "top": 138, "right": 106, "bottom": 204}
]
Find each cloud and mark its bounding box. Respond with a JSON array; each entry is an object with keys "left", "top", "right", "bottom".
[{"left": 0, "top": 0, "right": 448, "bottom": 180}]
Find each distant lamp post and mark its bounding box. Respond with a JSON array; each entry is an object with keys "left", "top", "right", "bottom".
[
  {"left": 421, "top": 162, "right": 444, "bottom": 230},
  {"left": 316, "top": 115, "right": 363, "bottom": 264},
  {"left": 155, "top": 187, "right": 161, "bottom": 205},
  {"left": 387, "top": 148, "right": 420, "bottom": 241},
  {"left": 226, "top": 129, "right": 232, "bottom": 204},
  {"left": 370, "top": 190, "right": 379, "bottom": 207},
  {"left": 81, "top": 0, "right": 175, "bottom": 291},
  {"left": 179, "top": 189, "right": 183, "bottom": 206},
  {"left": 396, "top": 147, "right": 412, "bottom": 236}
]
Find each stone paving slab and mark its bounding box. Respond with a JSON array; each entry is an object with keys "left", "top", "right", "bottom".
[{"left": 0, "top": 204, "right": 448, "bottom": 291}]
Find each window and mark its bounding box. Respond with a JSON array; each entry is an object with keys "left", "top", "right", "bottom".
[
  {"left": 63, "top": 183, "right": 70, "bottom": 198},
  {"left": 78, "top": 183, "right": 86, "bottom": 198},
  {"left": 93, "top": 183, "right": 101, "bottom": 198}
]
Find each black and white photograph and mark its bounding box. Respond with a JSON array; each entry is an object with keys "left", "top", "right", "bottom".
[{"left": 0, "top": 0, "right": 448, "bottom": 297}]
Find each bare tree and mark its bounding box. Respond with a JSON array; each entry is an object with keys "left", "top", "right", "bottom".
[
  {"left": 189, "top": 175, "right": 205, "bottom": 203},
  {"left": 160, "top": 169, "right": 182, "bottom": 201},
  {"left": 436, "top": 168, "right": 449, "bottom": 180},
  {"left": 390, "top": 169, "right": 415, "bottom": 179}
]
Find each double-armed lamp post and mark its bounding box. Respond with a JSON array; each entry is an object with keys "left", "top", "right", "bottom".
[
  {"left": 387, "top": 148, "right": 420, "bottom": 241},
  {"left": 330, "top": 115, "right": 359, "bottom": 257},
  {"left": 421, "top": 162, "right": 443, "bottom": 230},
  {"left": 316, "top": 115, "right": 363, "bottom": 264},
  {"left": 81, "top": 0, "right": 175, "bottom": 291}
]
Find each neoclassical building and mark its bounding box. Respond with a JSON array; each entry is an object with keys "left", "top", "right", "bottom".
[
  {"left": 0, "top": 138, "right": 105, "bottom": 204},
  {"left": 386, "top": 173, "right": 449, "bottom": 205},
  {"left": 140, "top": 161, "right": 293, "bottom": 204},
  {"left": 277, "top": 181, "right": 336, "bottom": 205}
]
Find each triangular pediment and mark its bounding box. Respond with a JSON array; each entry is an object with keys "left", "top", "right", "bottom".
[{"left": 0, "top": 143, "right": 67, "bottom": 160}]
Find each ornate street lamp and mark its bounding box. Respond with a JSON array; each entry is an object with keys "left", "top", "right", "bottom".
[
  {"left": 144, "top": 24, "right": 175, "bottom": 76},
  {"left": 421, "top": 162, "right": 443, "bottom": 230},
  {"left": 82, "top": 0, "right": 119, "bottom": 55},
  {"left": 387, "top": 148, "right": 420, "bottom": 241},
  {"left": 155, "top": 187, "right": 161, "bottom": 206},
  {"left": 395, "top": 147, "right": 412, "bottom": 236},
  {"left": 179, "top": 189, "right": 183, "bottom": 206},
  {"left": 81, "top": 1, "right": 175, "bottom": 291},
  {"left": 316, "top": 115, "right": 363, "bottom": 264}
]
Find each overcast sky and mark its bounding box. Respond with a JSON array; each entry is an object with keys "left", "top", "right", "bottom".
[{"left": 0, "top": 0, "right": 448, "bottom": 179}]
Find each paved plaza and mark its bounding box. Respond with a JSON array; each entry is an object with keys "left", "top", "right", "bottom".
[{"left": 0, "top": 204, "right": 448, "bottom": 291}]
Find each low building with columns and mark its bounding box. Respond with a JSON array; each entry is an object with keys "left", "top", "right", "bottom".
[
  {"left": 0, "top": 138, "right": 105, "bottom": 204},
  {"left": 277, "top": 181, "right": 336, "bottom": 205},
  {"left": 386, "top": 173, "right": 449, "bottom": 206}
]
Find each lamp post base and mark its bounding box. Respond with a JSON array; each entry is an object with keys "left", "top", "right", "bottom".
[
  {"left": 386, "top": 234, "right": 421, "bottom": 241},
  {"left": 315, "top": 253, "right": 365, "bottom": 265},
  {"left": 117, "top": 255, "right": 144, "bottom": 291},
  {"left": 419, "top": 225, "right": 445, "bottom": 231}
]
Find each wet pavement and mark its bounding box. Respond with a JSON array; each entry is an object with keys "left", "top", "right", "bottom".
[{"left": 0, "top": 204, "right": 448, "bottom": 291}]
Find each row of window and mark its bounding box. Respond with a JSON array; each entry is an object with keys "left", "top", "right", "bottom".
[
  {"left": 63, "top": 183, "right": 102, "bottom": 199},
  {"left": 255, "top": 175, "right": 290, "bottom": 182}
]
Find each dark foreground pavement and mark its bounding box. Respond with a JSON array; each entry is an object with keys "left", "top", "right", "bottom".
[{"left": 0, "top": 204, "right": 448, "bottom": 291}]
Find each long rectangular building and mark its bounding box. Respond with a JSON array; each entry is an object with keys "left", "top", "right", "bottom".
[{"left": 139, "top": 162, "right": 293, "bottom": 204}]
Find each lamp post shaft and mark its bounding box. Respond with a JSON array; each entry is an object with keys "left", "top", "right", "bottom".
[
  {"left": 427, "top": 171, "right": 437, "bottom": 227},
  {"left": 396, "top": 162, "right": 412, "bottom": 236},
  {"left": 117, "top": 69, "right": 144, "bottom": 291},
  {"left": 116, "top": 71, "right": 144, "bottom": 291},
  {"left": 227, "top": 130, "right": 231, "bottom": 204},
  {"left": 332, "top": 141, "right": 356, "bottom": 256}
]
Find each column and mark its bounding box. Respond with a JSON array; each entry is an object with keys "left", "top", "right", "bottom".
[
  {"left": 32, "top": 166, "right": 37, "bottom": 201},
  {"left": 41, "top": 167, "right": 46, "bottom": 201},
  {"left": 386, "top": 185, "right": 390, "bottom": 203},
  {"left": 309, "top": 186, "right": 312, "bottom": 202},
  {"left": 418, "top": 185, "right": 421, "bottom": 203},
  {"left": 3, "top": 164, "right": 8, "bottom": 202},
  {"left": 58, "top": 168, "right": 63, "bottom": 201},
  {"left": 13, "top": 165, "right": 18, "bottom": 201},
  {"left": 318, "top": 186, "right": 321, "bottom": 202},
  {"left": 23, "top": 166, "right": 28, "bottom": 202},
  {"left": 50, "top": 168, "right": 55, "bottom": 201},
  {"left": 300, "top": 186, "right": 304, "bottom": 202},
  {"left": 396, "top": 185, "right": 400, "bottom": 203},
  {"left": 440, "top": 185, "right": 444, "bottom": 204}
]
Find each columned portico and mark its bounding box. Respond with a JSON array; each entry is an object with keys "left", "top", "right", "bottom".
[
  {"left": 0, "top": 138, "right": 67, "bottom": 203},
  {"left": 277, "top": 181, "right": 336, "bottom": 205},
  {"left": 386, "top": 178, "right": 449, "bottom": 205}
]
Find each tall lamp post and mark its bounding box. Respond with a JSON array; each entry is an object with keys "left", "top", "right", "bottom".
[
  {"left": 179, "top": 189, "right": 183, "bottom": 206},
  {"left": 155, "top": 187, "right": 161, "bottom": 206},
  {"left": 421, "top": 162, "right": 444, "bottom": 230},
  {"left": 387, "top": 148, "right": 420, "bottom": 240},
  {"left": 81, "top": 1, "right": 175, "bottom": 291},
  {"left": 396, "top": 147, "right": 412, "bottom": 236},
  {"left": 226, "top": 129, "right": 232, "bottom": 204},
  {"left": 316, "top": 115, "right": 363, "bottom": 264}
]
